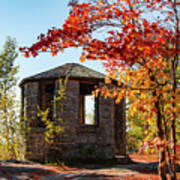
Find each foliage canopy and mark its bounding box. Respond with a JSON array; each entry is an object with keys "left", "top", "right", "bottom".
[{"left": 21, "top": 0, "right": 179, "bottom": 179}]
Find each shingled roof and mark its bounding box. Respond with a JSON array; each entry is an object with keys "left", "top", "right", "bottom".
[{"left": 20, "top": 63, "right": 105, "bottom": 86}]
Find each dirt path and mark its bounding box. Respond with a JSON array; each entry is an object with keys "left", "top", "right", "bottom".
[
  {"left": 1, "top": 155, "right": 180, "bottom": 180},
  {"left": 0, "top": 160, "right": 160, "bottom": 180}
]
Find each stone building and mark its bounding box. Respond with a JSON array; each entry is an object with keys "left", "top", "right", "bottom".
[{"left": 20, "top": 63, "right": 126, "bottom": 162}]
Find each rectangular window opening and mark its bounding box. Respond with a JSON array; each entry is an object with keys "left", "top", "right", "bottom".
[
  {"left": 80, "top": 83, "right": 99, "bottom": 126},
  {"left": 85, "top": 95, "right": 95, "bottom": 125}
]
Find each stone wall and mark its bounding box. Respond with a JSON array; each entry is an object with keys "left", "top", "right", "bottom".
[
  {"left": 114, "top": 98, "right": 126, "bottom": 156},
  {"left": 23, "top": 79, "right": 126, "bottom": 162},
  {"left": 48, "top": 80, "right": 115, "bottom": 160},
  {"left": 23, "top": 82, "right": 39, "bottom": 127},
  {"left": 23, "top": 81, "right": 42, "bottom": 160}
]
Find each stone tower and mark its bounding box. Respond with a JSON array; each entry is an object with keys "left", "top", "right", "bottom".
[{"left": 20, "top": 63, "right": 126, "bottom": 162}]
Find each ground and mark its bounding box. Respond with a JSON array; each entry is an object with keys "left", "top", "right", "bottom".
[{"left": 0, "top": 154, "right": 179, "bottom": 180}]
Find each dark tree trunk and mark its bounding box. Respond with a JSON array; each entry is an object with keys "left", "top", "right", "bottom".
[
  {"left": 169, "top": 0, "right": 179, "bottom": 178},
  {"left": 170, "top": 56, "right": 177, "bottom": 180},
  {"left": 155, "top": 94, "right": 167, "bottom": 180},
  {"left": 161, "top": 101, "right": 173, "bottom": 178}
]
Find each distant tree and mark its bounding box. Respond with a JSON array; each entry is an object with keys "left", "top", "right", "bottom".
[
  {"left": 0, "top": 37, "right": 22, "bottom": 159},
  {"left": 127, "top": 111, "right": 147, "bottom": 153},
  {"left": 0, "top": 37, "right": 18, "bottom": 93}
]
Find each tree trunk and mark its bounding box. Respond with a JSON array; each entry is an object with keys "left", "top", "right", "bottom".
[
  {"left": 170, "top": 55, "right": 177, "bottom": 180},
  {"left": 155, "top": 94, "right": 167, "bottom": 180},
  {"left": 170, "top": 0, "right": 179, "bottom": 179},
  {"left": 159, "top": 147, "right": 167, "bottom": 180},
  {"left": 161, "top": 103, "right": 173, "bottom": 178}
]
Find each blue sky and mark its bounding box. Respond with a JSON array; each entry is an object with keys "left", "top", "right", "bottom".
[{"left": 0, "top": 0, "right": 105, "bottom": 95}]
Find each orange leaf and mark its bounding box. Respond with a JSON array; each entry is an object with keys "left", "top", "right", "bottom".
[{"left": 80, "top": 53, "right": 86, "bottom": 62}]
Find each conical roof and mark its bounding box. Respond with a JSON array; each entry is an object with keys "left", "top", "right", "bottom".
[{"left": 20, "top": 63, "right": 105, "bottom": 86}]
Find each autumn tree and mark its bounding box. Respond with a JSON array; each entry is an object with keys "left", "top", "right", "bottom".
[{"left": 21, "top": 0, "right": 179, "bottom": 179}]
